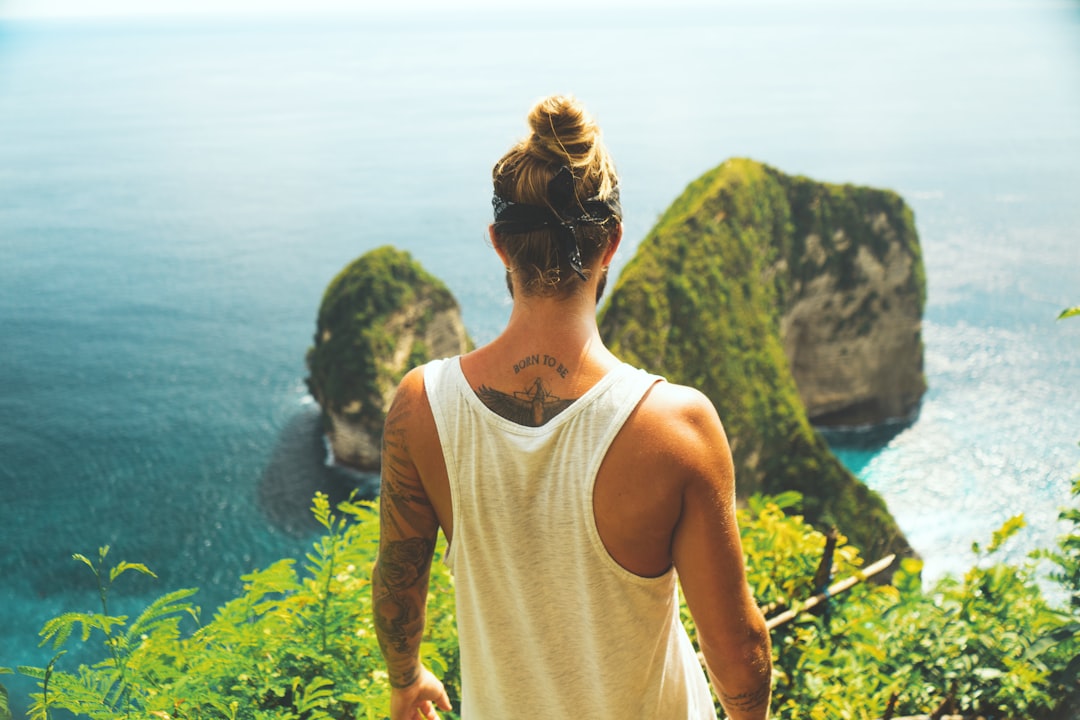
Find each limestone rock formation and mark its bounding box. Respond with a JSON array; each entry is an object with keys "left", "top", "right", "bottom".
[
  {"left": 773, "top": 171, "right": 926, "bottom": 426},
  {"left": 306, "top": 246, "right": 471, "bottom": 472},
  {"left": 599, "top": 158, "right": 923, "bottom": 558}
]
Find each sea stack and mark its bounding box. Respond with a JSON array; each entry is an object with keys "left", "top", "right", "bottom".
[
  {"left": 306, "top": 246, "right": 471, "bottom": 472},
  {"left": 773, "top": 168, "right": 926, "bottom": 427},
  {"left": 599, "top": 158, "right": 924, "bottom": 558}
]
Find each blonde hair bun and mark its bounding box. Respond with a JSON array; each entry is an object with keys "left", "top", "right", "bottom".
[
  {"left": 491, "top": 95, "right": 621, "bottom": 296},
  {"left": 525, "top": 95, "right": 601, "bottom": 170}
]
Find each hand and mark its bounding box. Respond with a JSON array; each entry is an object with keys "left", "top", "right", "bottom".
[{"left": 390, "top": 667, "right": 452, "bottom": 720}]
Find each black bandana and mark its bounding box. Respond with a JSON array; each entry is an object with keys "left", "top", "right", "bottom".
[{"left": 492, "top": 166, "right": 622, "bottom": 281}]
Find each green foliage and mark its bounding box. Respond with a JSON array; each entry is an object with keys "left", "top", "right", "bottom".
[
  {"left": 305, "top": 246, "right": 461, "bottom": 436},
  {"left": 13, "top": 489, "right": 1080, "bottom": 719},
  {"left": 739, "top": 495, "right": 897, "bottom": 719},
  {"left": 14, "top": 494, "right": 459, "bottom": 720},
  {"left": 1041, "top": 476, "right": 1080, "bottom": 611},
  {"left": 1032, "top": 474, "right": 1080, "bottom": 701},
  {"left": 737, "top": 498, "right": 1079, "bottom": 719},
  {"left": 0, "top": 670, "right": 12, "bottom": 720},
  {"left": 973, "top": 512, "right": 1026, "bottom": 555},
  {"left": 873, "top": 543, "right": 1072, "bottom": 716},
  {"left": 1059, "top": 306, "right": 1080, "bottom": 320}
]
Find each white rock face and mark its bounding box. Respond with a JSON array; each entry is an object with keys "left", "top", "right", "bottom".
[{"left": 777, "top": 214, "right": 925, "bottom": 427}]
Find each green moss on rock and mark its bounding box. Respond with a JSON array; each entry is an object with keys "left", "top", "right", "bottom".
[
  {"left": 600, "top": 158, "right": 915, "bottom": 559},
  {"left": 306, "top": 246, "right": 468, "bottom": 460}
]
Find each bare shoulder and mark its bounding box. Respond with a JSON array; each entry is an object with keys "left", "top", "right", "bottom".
[
  {"left": 389, "top": 366, "right": 427, "bottom": 410},
  {"left": 384, "top": 366, "right": 439, "bottom": 437},
  {"left": 637, "top": 381, "right": 718, "bottom": 422},
  {"left": 635, "top": 381, "right": 729, "bottom": 449},
  {"left": 630, "top": 381, "right": 734, "bottom": 490},
  {"left": 382, "top": 366, "right": 429, "bottom": 480},
  {"left": 384, "top": 365, "right": 442, "bottom": 467},
  {"left": 384, "top": 364, "right": 453, "bottom": 537}
]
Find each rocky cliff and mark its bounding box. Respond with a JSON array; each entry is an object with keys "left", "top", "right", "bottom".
[
  {"left": 773, "top": 169, "right": 926, "bottom": 426},
  {"left": 599, "top": 158, "right": 923, "bottom": 558},
  {"left": 306, "top": 246, "right": 471, "bottom": 471}
]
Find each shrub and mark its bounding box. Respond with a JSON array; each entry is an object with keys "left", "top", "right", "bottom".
[
  {"left": 4, "top": 488, "right": 1078, "bottom": 719},
  {"left": 4, "top": 494, "right": 458, "bottom": 720}
]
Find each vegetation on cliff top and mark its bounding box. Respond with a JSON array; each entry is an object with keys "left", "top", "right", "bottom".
[
  {"left": 305, "top": 246, "right": 457, "bottom": 436},
  {"left": 6, "top": 483, "right": 1079, "bottom": 719},
  {"left": 599, "top": 158, "right": 920, "bottom": 558},
  {"left": 776, "top": 167, "right": 925, "bottom": 303}
]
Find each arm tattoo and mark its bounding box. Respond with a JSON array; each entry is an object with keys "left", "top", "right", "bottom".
[
  {"left": 476, "top": 378, "right": 575, "bottom": 426},
  {"left": 372, "top": 386, "right": 439, "bottom": 689},
  {"left": 721, "top": 682, "right": 771, "bottom": 713},
  {"left": 380, "top": 406, "right": 432, "bottom": 536},
  {"left": 373, "top": 537, "right": 435, "bottom": 687}
]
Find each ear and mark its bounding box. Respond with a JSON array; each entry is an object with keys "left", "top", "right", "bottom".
[
  {"left": 490, "top": 225, "right": 512, "bottom": 268},
  {"left": 601, "top": 223, "right": 622, "bottom": 267}
]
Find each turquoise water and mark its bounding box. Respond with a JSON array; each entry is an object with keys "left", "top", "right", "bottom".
[{"left": 2, "top": 2, "right": 1080, "bottom": 714}]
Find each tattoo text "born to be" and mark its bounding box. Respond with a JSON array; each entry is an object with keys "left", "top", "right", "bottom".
[{"left": 512, "top": 353, "right": 568, "bottom": 378}]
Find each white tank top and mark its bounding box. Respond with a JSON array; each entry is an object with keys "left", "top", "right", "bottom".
[{"left": 424, "top": 357, "right": 717, "bottom": 720}]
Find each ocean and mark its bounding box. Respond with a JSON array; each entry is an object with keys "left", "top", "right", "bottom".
[{"left": 1, "top": 2, "right": 1079, "bottom": 714}]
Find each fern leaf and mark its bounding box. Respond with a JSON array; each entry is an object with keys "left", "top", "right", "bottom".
[
  {"left": 18, "top": 652, "right": 66, "bottom": 687},
  {"left": 988, "top": 514, "right": 1026, "bottom": 554},
  {"left": 240, "top": 559, "right": 299, "bottom": 600},
  {"left": 311, "top": 492, "right": 333, "bottom": 531},
  {"left": 83, "top": 665, "right": 123, "bottom": 707},
  {"left": 71, "top": 553, "right": 96, "bottom": 573},
  {"left": 39, "top": 612, "right": 88, "bottom": 649},
  {"left": 109, "top": 561, "right": 157, "bottom": 583},
  {"left": 337, "top": 498, "right": 377, "bottom": 519},
  {"left": 0, "top": 681, "right": 11, "bottom": 720},
  {"left": 295, "top": 676, "right": 335, "bottom": 713},
  {"left": 92, "top": 613, "right": 128, "bottom": 643},
  {"left": 127, "top": 587, "right": 198, "bottom": 639},
  {"left": 26, "top": 695, "right": 48, "bottom": 720},
  {"left": 40, "top": 609, "right": 130, "bottom": 648}
]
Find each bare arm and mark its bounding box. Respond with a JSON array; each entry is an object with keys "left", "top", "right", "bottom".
[
  {"left": 669, "top": 390, "right": 772, "bottom": 720},
  {"left": 371, "top": 369, "right": 451, "bottom": 719}
]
